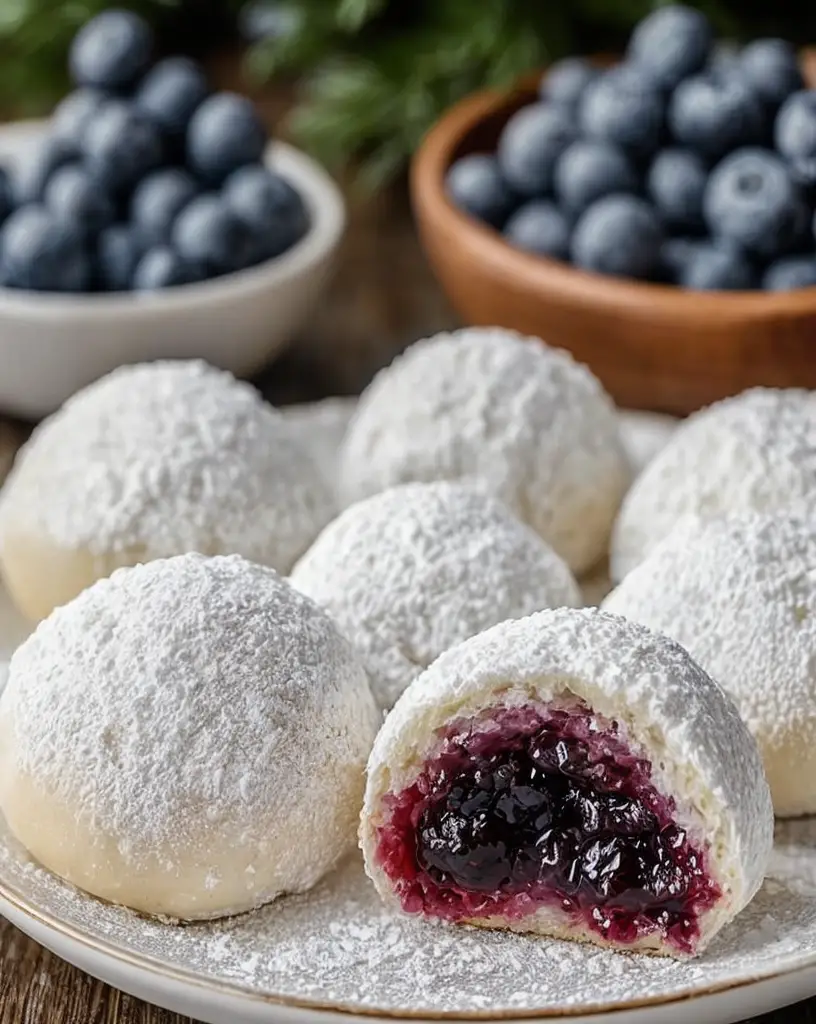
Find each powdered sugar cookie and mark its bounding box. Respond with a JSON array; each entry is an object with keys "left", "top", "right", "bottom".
[
  {"left": 0, "top": 361, "right": 334, "bottom": 621},
  {"left": 611, "top": 388, "right": 816, "bottom": 582},
  {"left": 0, "top": 553, "right": 380, "bottom": 919},
  {"left": 339, "top": 329, "right": 630, "bottom": 575},
  {"left": 604, "top": 511, "right": 816, "bottom": 817},
  {"left": 290, "top": 481, "right": 581, "bottom": 709},
  {"left": 361, "top": 608, "right": 772, "bottom": 958}
]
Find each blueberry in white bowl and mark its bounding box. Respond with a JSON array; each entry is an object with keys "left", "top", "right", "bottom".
[
  {"left": 171, "top": 193, "right": 260, "bottom": 275},
  {"left": 134, "top": 57, "right": 209, "bottom": 141},
  {"left": 131, "top": 246, "right": 206, "bottom": 291},
  {"left": 51, "top": 89, "right": 107, "bottom": 146},
  {"left": 224, "top": 165, "right": 309, "bottom": 258},
  {"left": 45, "top": 165, "right": 116, "bottom": 239},
  {"left": 69, "top": 8, "right": 153, "bottom": 92},
  {"left": 130, "top": 168, "right": 199, "bottom": 247},
  {"left": 0, "top": 206, "right": 91, "bottom": 292},
  {"left": 14, "top": 135, "right": 77, "bottom": 205},
  {"left": 83, "top": 100, "right": 164, "bottom": 195},
  {"left": 187, "top": 92, "right": 268, "bottom": 184},
  {"left": 444, "top": 153, "right": 515, "bottom": 228},
  {"left": 96, "top": 223, "right": 145, "bottom": 292}
]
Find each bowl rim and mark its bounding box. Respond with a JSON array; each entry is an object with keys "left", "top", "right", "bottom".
[
  {"left": 0, "top": 121, "right": 346, "bottom": 317},
  {"left": 410, "top": 72, "right": 816, "bottom": 317}
]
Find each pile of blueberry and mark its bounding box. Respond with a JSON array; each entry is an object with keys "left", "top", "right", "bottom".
[
  {"left": 0, "top": 9, "right": 309, "bottom": 294},
  {"left": 446, "top": 4, "right": 816, "bottom": 292}
]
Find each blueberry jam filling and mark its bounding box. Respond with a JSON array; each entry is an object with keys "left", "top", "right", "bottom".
[{"left": 376, "top": 703, "right": 720, "bottom": 953}]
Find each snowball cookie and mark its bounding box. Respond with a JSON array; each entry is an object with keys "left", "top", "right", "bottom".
[
  {"left": 290, "top": 481, "right": 581, "bottom": 709},
  {"left": 604, "top": 511, "right": 816, "bottom": 817},
  {"left": 339, "top": 328, "right": 630, "bottom": 575},
  {"left": 0, "top": 361, "right": 334, "bottom": 622},
  {"left": 281, "top": 396, "right": 358, "bottom": 504},
  {"left": 362, "top": 608, "right": 772, "bottom": 958},
  {"left": 0, "top": 553, "right": 380, "bottom": 919},
  {"left": 611, "top": 387, "right": 816, "bottom": 582}
]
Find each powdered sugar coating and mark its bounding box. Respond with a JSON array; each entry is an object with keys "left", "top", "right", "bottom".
[
  {"left": 611, "top": 388, "right": 816, "bottom": 582},
  {"left": 362, "top": 608, "right": 773, "bottom": 954},
  {"left": 290, "top": 481, "right": 581, "bottom": 709},
  {"left": 339, "top": 329, "right": 631, "bottom": 574},
  {"left": 0, "top": 360, "right": 334, "bottom": 572},
  {"left": 281, "top": 397, "right": 357, "bottom": 499},
  {"left": 0, "top": 553, "right": 380, "bottom": 919},
  {"left": 604, "top": 511, "right": 816, "bottom": 817}
]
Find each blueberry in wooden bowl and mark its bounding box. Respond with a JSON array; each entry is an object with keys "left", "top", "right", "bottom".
[{"left": 411, "top": 5, "right": 816, "bottom": 416}]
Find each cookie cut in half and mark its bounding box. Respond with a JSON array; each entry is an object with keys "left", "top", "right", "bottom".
[{"left": 361, "top": 608, "right": 772, "bottom": 957}]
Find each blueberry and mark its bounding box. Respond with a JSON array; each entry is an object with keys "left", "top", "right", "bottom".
[
  {"left": 740, "top": 39, "right": 803, "bottom": 111},
  {"left": 131, "top": 169, "right": 199, "bottom": 246},
  {"left": 187, "top": 92, "right": 268, "bottom": 184},
  {"left": 627, "top": 4, "right": 713, "bottom": 89},
  {"left": 660, "top": 237, "right": 703, "bottom": 282},
  {"left": 239, "top": 0, "right": 302, "bottom": 43},
  {"left": 704, "top": 148, "right": 808, "bottom": 259},
  {"left": 571, "top": 194, "right": 663, "bottom": 279},
  {"left": 579, "top": 66, "right": 665, "bottom": 161},
  {"left": 44, "top": 164, "right": 116, "bottom": 237},
  {"left": 763, "top": 255, "right": 816, "bottom": 291},
  {"left": 224, "top": 165, "right": 309, "bottom": 258},
  {"left": 669, "top": 73, "right": 766, "bottom": 161},
  {"left": 647, "top": 148, "right": 707, "bottom": 232},
  {"left": 445, "top": 154, "right": 516, "bottom": 228},
  {"left": 539, "top": 58, "right": 598, "bottom": 109},
  {"left": 775, "top": 92, "right": 816, "bottom": 180},
  {"left": 0, "top": 168, "right": 13, "bottom": 228},
  {"left": 503, "top": 200, "right": 570, "bottom": 259},
  {"left": 132, "top": 246, "right": 205, "bottom": 291},
  {"left": 134, "top": 57, "right": 209, "bottom": 140},
  {"left": 0, "top": 206, "right": 90, "bottom": 292},
  {"left": 172, "top": 194, "right": 259, "bottom": 273},
  {"left": 678, "top": 242, "right": 757, "bottom": 290},
  {"left": 15, "top": 136, "right": 77, "bottom": 205},
  {"left": 52, "top": 89, "right": 106, "bottom": 145},
  {"left": 96, "top": 223, "right": 145, "bottom": 291},
  {"left": 69, "top": 9, "right": 153, "bottom": 91},
  {"left": 554, "top": 140, "right": 638, "bottom": 217},
  {"left": 83, "top": 100, "right": 163, "bottom": 194},
  {"left": 497, "top": 103, "right": 577, "bottom": 197},
  {"left": 708, "top": 41, "right": 742, "bottom": 79}
]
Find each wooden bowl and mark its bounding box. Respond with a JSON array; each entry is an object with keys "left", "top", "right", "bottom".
[{"left": 410, "top": 71, "right": 816, "bottom": 416}]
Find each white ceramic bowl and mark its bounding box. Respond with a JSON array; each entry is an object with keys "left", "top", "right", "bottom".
[{"left": 0, "top": 120, "right": 346, "bottom": 419}]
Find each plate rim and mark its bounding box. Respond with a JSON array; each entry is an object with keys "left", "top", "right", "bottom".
[{"left": 3, "top": 844, "right": 816, "bottom": 1023}]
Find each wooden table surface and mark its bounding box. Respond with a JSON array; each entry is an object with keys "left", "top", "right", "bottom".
[{"left": 0, "top": 60, "right": 814, "bottom": 1024}]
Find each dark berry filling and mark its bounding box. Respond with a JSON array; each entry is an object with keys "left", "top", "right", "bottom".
[{"left": 376, "top": 702, "right": 720, "bottom": 954}]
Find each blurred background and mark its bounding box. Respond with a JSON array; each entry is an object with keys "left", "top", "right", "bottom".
[{"left": 1, "top": 0, "right": 815, "bottom": 421}]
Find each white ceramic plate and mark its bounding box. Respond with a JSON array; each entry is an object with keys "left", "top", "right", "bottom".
[
  {"left": 8, "top": 402, "right": 814, "bottom": 1024},
  {"left": 3, "top": 580, "right": 816, "bottom": 1024}
]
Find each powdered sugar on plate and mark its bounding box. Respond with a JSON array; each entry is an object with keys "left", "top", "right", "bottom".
[{"left": 1, "top": 817, "right": 816, "bottom": 1016}]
